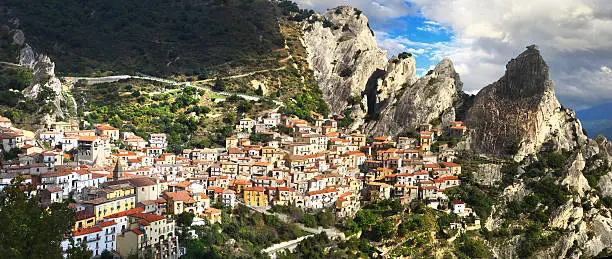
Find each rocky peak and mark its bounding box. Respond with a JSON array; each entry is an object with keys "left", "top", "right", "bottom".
[
  {"left": 302, "top": 6, "right": 387, "bottom": 121},
  {"left": 494, "top": 44, "right": 551, "bottom": 104},
  {"left": 465, "top": 45, "right": 587, "bottom": 160},
  {"left": 364, "top": 58, "right": 463, "bottom": 136}
]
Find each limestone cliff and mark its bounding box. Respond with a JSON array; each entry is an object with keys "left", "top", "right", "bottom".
[
  {"left": 10, "top": 27, "right": 76, "bottom": 126},
  {"left": 364, "top": 58, "right": 463, "bottom": 136},
  {"left": 465, "top": 45, "right": 587, "bottom": 161},
  {"left": 302, "top": 6, "right": 387, "bottom": 118}
]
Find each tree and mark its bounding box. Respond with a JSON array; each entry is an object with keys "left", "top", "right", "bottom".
[
  {"left": 96, "top": 250, "right": 115, "bottom": 259},
  {"left": 255, "top": 85, "right": 264, "bottom": 96},
  {"left": 212, "top": 77, "right": 225, "bottom": 92},
  {"left": 177, "top": 212, "right": 195, "bottom": 228},
  {"left": 0, "top": 177, "right": 90, "bottom": 258}
]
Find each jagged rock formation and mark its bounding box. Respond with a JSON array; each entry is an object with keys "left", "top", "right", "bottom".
[
  {"left": 375, "top": 55, "right": 418, "bottom": 103},
  {"left": 302, "top": 6, "right": 387, "bottom": 118},
  {"left": 364, "top": 58, "right": 463, "bottom": 136},
  {"left": 465, "top": 45, "right": 587, "bottom": 161},
  {"left": 10, "top": 28, "right": 76, "bottom": 126}
]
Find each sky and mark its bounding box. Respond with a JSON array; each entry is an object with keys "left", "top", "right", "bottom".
[{"left": 293, "top": 0, "right": 612, "bottom": 110}]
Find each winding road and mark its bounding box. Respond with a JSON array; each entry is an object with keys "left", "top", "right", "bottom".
[
  {"left": 64, "top": 68, "right": 285, "bottom": 106},
  {"left": 245, "top": 205, "right": 346, "bottom": 258}
]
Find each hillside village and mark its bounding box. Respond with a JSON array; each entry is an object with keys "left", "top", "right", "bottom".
[{"left": 0, "top": 110, "right": 478, "bottom": 258}]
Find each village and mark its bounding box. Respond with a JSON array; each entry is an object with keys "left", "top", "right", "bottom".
[{"left": 0, "top": 111, "right": 479, "bottom": 258}]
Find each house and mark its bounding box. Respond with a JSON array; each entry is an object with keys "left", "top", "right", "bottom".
[
  {"left": 62, "top": 220, "right": 118, "bottom": 257},
  {"left": 164, "top": 190, "right": 208, "bottom": 215},
  {"left": 108, "top": 177, "right": 160, "bottom": 203},
  {"left": 449, "top": 122, "right": 467, "bottom": 138},
  {"left": 116, "top": 213, "right": 179, "bottom": 259},
  {"left": 0, "top": 131, "right": 25, "bottom": 152},
  {"left": 442, "top": 162, "right": 462, "bottom": 175},
  {"left": 0, "top": 116, "right": 12, "bottom": 128},
  {"left": 452, "top": 200, "right": 465, "bottom": 215},
  {"left": 80, "top": 183, "right": 137, "bottom": 222},
  {"left": 244, "top": 186, "right": 268, "bottom": 207},
  {"left": 336, "top": 191, "right": 360, "bottom": 218},
  {"left": 306, "top": 188, "right": 338, "bottom": 210},
  {"left": 40, "top": 131, "right": 63, "bottom": 147},
  {"left": 94, "top": 124, "right": 120, "bottom": 142},
  {"left": 203, "top": 207, "right": 222, "bottom": 224},
  {"left": 349, "top": 132, "right": 367, "bottom": 148},
  {"left": 76, "top": 136, "right": 108, "bottom": 166},
  {"left": 236, "top": 118, "right": 256, "bottom": 132},
  {"left": 148, "top": 133, "right": 168, "bottom": 149},
  {"left": 222, "top": 189, "right": 236, "bottom": 208},
  {"left": 74, "top": 210, "right": 96, "bottom": 231}
]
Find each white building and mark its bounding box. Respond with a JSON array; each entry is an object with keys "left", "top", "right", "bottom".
[
  {"left": 222, "top": 189, "right": 236, "bottom": 208},
  {"left": 62, "top": 220, "right": 118, "bottom": 258}
]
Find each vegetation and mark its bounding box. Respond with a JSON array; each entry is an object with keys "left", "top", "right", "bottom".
[
  {"left": 6, "top": 0, "right": 286, "bottom": 76},
  {"left": 445, "top": 186, "right": 494, "bottom": 219},
  {"left": 453, "top": 232, "right": 491, "bottom": 258},
  {"left": 0, "top": 178, "right": 90, "bottom": 258},
  {"left": 0, "top": 65, "right": 34, "bottom": 108},
  {"left": 398, "top": 52, "right": 413, "bottom": 59},
  {"left": 181, "top": 205, "right": 307, "bottom": 258},
  {"left": 583, "top": 154, "right": 610, "bottom": 188}
]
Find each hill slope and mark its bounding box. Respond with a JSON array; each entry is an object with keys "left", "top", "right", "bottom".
[{"left": 1, "top": 0, "right": 285, "bottom": 76}]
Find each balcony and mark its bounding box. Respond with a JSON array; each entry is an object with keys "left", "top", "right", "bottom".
[{"left": 86, "top": 236, "right": 101, "bottom": 243}]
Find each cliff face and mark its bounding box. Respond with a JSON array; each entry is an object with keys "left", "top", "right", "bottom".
[
  {"left": 364, "top": 58, "right": 462, "bottom": 136},
  {"left": 465, "top": 45, "right": 587, "bottom": 161},
  {"left": 302, "top": 6, "right": 387, "bottom": 118},
  {"left": 11, "top": 27, "right": 76, "bottom": 126}
]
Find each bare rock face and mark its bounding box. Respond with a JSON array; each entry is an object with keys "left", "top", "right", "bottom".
[
  {"left": 364, "top": 58, "right": 462, "bottom": 136},
  {"left": 466, "top": 45, "right": 587, "bottom": 161},
  {"left": 375, "top": 55, "right": 418, "bottom": 103},
  {"left": 13, "top": 28, "right": 75, "bottom": 126},
  {"left": 19, "top": 44, "right": 36, "bottom": 68},
  {"left": 302, "top": 6, "right": 387, "bottom": 115}
]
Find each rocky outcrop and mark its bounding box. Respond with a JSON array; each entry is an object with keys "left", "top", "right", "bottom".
[
  {"left": 473, "top": 163, "right": 503, "bottom": 186},
  {"left": 9, "top": 27, "right": 75, "bottom": 126},
  {"left": 364, "top": 58, "right": 462, "bottom": 136},
  {"left": 302, "top": 6, "right": 387, "bottom": 117},
  {"left": 374, "top": 55, "right": 418, "bottom": 104},
  {"left": 465, "top": 45, "right": 587, "bottom": 161}
]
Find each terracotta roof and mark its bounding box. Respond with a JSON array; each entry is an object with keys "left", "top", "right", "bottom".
[
  {"left": 245, "top": 186, "right": 265, "bottom": 192},
  {"left": 78, "top": 136, "right": 99, "bottom": 142},
  {"left": 204, "top": 207, "right": 221, "bottom": 214},
  {"left": 132, "top": 228, "right": 144, "bottom": 235},
  {"left": 99, "top": 220, "right": 117, "bottom": 227},
  {"left": 307, "top": 188, "right": 337, "bottom": 196},
  {"left": 442, "top": 162, "right": 461, "bottom": 167},
  {"left": 104, "top": 207, "right": 144, "bottom": 219},
  {"left": 73, "top": 226, "right": 102, "bottom": 236},
  {"left": 164, "top": 191, "right": 196, "bottom": 203},
  {"left": 131, "top": 213, "right": 166, "bottom": 223},
  {"left": 277, "top": 186, "right": 295, "bottom": 192}
]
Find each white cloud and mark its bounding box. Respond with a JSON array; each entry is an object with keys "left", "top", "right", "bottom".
[
  {"left": 404, "top": 0, "right": 612, "bottom": 109},
  {"left": 294, "top": 0, "right": 612, "bottom": 109},
  {"left": 416, "top": 20, "right": 449, "bottom": 34}
]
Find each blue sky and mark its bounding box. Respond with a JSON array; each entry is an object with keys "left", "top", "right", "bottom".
[
  {"left": 293, "top": 0, "right": 612, "bottom": 110},
  {"left": 369, "top": 14, "right": 454, "bottom": 76}
]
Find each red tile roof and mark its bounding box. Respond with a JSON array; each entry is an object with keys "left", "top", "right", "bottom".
[
  {"left": 99, "top": 220, "right": 117, "bottom": 227},
  {"left": 73, "top": 226, "right": 102, "bottom": 236},
  {"left": 104, "top": 207, "right": 144, "bottom": 219}
]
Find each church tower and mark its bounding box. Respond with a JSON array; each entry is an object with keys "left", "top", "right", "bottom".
[{"left": 113, "top": 159, "right": 124, "bottom": 179}]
